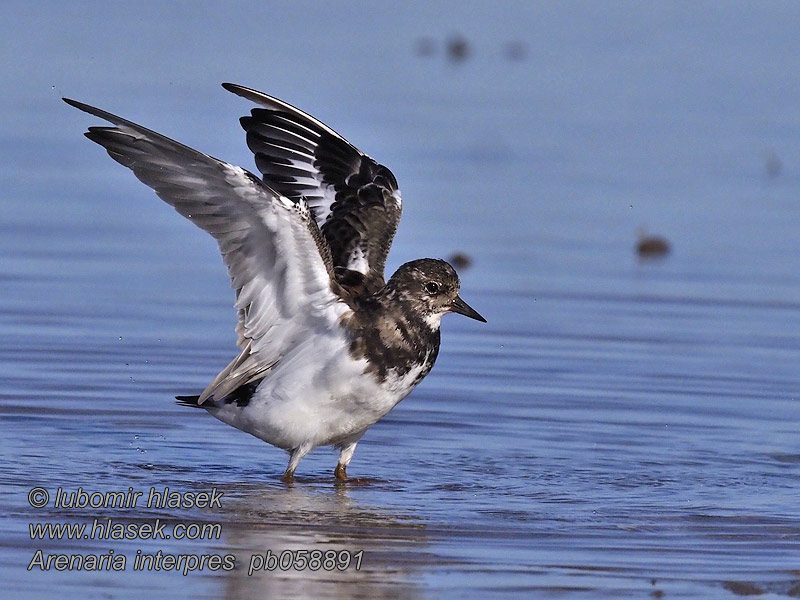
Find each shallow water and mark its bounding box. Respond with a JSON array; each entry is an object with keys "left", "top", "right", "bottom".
[{"left": 2, "top": 2, "right": 800, "bottom": 598}]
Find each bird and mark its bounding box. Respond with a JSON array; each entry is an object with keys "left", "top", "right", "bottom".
[{"left": 64, "top": 84, "right": 486, "bottom": 483}]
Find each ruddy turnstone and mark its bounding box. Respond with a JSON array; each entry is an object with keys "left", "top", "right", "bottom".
[{"left": 65, "top": 84, "right": 485, "bottom": 482}]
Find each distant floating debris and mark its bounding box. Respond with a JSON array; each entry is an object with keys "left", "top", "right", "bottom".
[
  {"left": 636, "top": 228, "right": 670, "bottom": 258},
  {"left": 503, "top": 40, "right": 527, "bottom": 61},
  {"left": 414, "top": 36, "right": 436, "bottom": 57},
  {"left": 414, "top": 36, "right": 531, "bottom": 64},
  {"left": 765, "top": 150, "right": 782, "bottom": 179},
  {"left": 446, "top": 34, "right": 470, "bottom": 63},
  {"left": 448, "top": 251, "right": 473, "bottom": 270}
]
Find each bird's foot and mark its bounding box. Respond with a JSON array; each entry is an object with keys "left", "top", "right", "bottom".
[
  {"left": 281, "top": 470, "right": 295, "bottom": 484},
  {"left": 334, "top": 463, "right": 347, "bottom": 481}
]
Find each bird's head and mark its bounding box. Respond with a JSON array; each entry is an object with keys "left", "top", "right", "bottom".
[{"left": 386, "top": 258, "right": 486, "bottom": 329}]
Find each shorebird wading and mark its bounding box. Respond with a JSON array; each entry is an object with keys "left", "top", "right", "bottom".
[{"left": 65, "top": 84, "right": 486, "bottom": 482}]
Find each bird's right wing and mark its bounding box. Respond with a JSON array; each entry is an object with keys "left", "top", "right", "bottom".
[
  {"left": 222, "top": 84, "right": 402, "bottom": 294},
  {"left": 64, "top": 98, "right": 353, "bottom": 403}
]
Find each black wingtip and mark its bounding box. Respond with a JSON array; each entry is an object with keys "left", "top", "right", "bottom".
[
  {"left": 222, "top": 82, "right": 265, "bottom": 105},
  {"left": 63, "top": 97, "right": 109, "bottom": 123},
  {"left": 222, "top": 82, "right": 252, "bottom": 98},
  {"left": 62, "top": 97, "right": 118, "bottom": 124},
  {"left": 62, "top": 97, "right": 84, "bottom": 110}
]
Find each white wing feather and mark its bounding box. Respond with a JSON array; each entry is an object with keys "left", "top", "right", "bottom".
[{"left": 65, "top": 98, "right": 353, "bottom": 403}]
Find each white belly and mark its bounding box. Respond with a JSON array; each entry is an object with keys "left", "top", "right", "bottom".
[{"left": 207, "top": 335, "right": 426, "bottom": 450}]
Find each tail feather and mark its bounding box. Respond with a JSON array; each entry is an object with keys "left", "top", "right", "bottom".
[
  {"left": 175, "top": 377, "right": 263, "bottom": 409},
  {"left": 175, "top": 394, "right": 204, "bottom": 409}
]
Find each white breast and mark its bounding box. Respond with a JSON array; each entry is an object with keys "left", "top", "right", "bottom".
[{"left": 208, "top": 333, "right": 427, "bottom": 451}]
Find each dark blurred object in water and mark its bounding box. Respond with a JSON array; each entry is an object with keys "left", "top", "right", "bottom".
[
  {"left": 764, "top": 150, "right": 782, "bottom": 179},
  {"left": 723, "top": 581, "right": 766, "bottom": 596},
  {"left": 448, "top": 251, "right": 473, "bottom": 270},
  {"left": 446, "top": 34, "right": 470, "bottom": 62},
  {"left": 504, "top": 41, "right": 527, "bottom": 61},
  {"left": 414, "top": 36, "right": 436, "bottom": 57},
  {"left": 636, "top": 228, "right": 671, "bottom": 258}
]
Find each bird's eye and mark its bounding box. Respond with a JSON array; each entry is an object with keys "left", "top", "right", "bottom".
[{"left": 425, "top": 282, "right": 440, "bottom": 295}]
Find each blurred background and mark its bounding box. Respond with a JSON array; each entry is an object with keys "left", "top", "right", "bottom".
[{"left": 2, "top": 2, "right": 800, "bottom": 598}]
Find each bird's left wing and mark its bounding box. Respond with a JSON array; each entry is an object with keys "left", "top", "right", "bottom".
[{"left": 64, "top": 98, "right": 353, "bottom": 403}]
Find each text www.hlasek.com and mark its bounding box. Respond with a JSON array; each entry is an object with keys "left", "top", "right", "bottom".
[{"left": 29, "top": 519, "right": 220, "bottom": 541}]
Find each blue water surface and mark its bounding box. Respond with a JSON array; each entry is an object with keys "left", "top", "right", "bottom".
[{"left": 2, "top": 2, "right": 800, "bottom": 598}]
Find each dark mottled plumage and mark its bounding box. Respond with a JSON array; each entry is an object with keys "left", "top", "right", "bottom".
[
  {"left": 345, "top": 259, "right": 464, "bottom": 381},
  {"left": 225, "top": 83, "right": 401, "bottom": 294}
]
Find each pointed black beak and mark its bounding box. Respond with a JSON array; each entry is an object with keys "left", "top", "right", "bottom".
[{"left": 450, "top": 295, "right": 486, "bottom": 322}]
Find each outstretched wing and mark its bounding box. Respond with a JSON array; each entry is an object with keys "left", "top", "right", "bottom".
[
  {"left": 222, "top": 83, "right": 402, "bottom": 294},
  {"left": 64, "top": 98, "right": 353, "bottom": 403}
]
